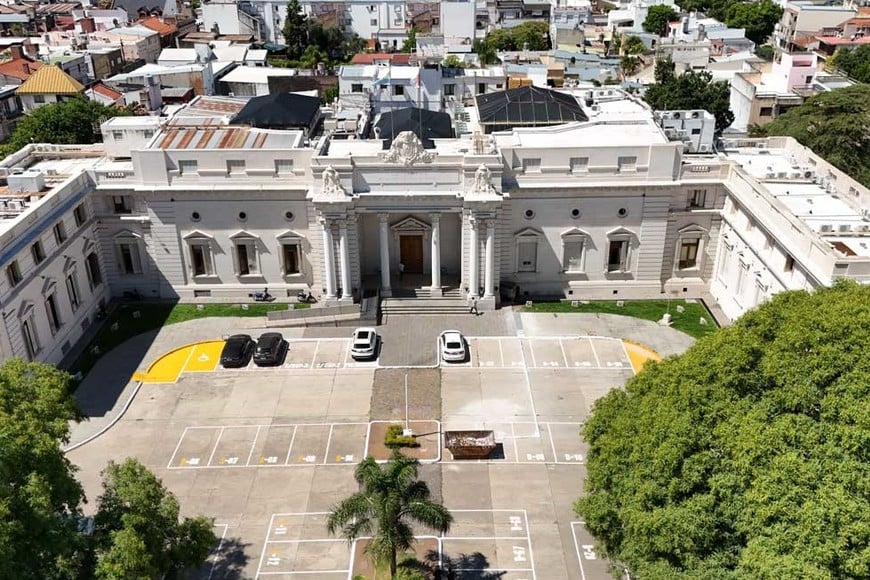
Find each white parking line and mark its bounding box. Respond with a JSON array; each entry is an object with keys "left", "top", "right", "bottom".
[
  {"left": 588, "top": 338, "right": 602, "bottom": 368},
  {"left": 283, "top": 425, "right": 298, "bottom": 465},
  {"left": 310, "top": 340, "right": 320, "bottom": 368},
  {"left": 207, "top": 524, "right": 229, "bottom": 580},
  {"left": 322, "top": 424, "right": 334, "bottom": 465},
  {"left": 206, "top": 427, "right": 225, "bottom": 466},
  {"left": 498, "top": 338, "right": 505, "bottom": 368},
  {"left": 559, "top": 339, "right": 569, "bottom": 367},
  {"left": 246, "top": 425, "right": 261, "bottom": 467}
]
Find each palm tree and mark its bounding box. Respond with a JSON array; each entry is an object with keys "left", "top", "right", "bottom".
[{"left": 327, "top": 451, "right": 453, "bottom": 577}]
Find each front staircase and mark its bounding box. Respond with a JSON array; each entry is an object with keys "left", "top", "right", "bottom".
[{"left": 380, "top": 287, "right": 469, "bottom": 317}]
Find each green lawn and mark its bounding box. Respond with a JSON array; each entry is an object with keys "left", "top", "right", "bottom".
[
  {"left": 521, "top": 299, "right": 718, "bottom": 339},
  {"left": 68, "top": 302, "right": 303, "bottom": 383}
]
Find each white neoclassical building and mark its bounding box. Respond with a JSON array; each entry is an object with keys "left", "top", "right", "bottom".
[{"left": 0, "top": 87, "right": 869, "bottom": 365}]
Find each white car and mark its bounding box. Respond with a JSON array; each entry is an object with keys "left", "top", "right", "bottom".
[
  {"left": 439, "top": 330, "right": 467, "bottom": 363},
  {"left": 350, "top": 327, "right": 379, "bottom": 360}
]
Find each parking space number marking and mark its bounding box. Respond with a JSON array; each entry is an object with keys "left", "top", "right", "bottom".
[{"left": 582, "top": 544, "right": 597, "bottom": 560}]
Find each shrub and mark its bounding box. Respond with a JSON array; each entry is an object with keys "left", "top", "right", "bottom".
[{"left": 385, "top": 424, "right": 420, "bottom": 448}]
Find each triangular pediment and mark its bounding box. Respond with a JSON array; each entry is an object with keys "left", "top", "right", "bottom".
[
  {"left": 229, "top": 229, "right": 259, "bottom": 241},
  {"left": 390, "top": 216, "right": 431, "bottom": 232},
  {"left": 17, "top": 300, "right": 33, "bottom": 319},
  {"left": 276, "top": 229, "right": 304, "bottom": 241},
  {"left": 561, "top": 227, "right": 590, "bottom": 238},
  {"left": 678, "top": 223, "right": 708, "bottom": 235},
  {"left": 182, "top": 230, "right": 213, "bottom": 241},
  {"left": 62, "top": 256, "right": 76, "bottom": 273},
  {"left": 41, "top": 277, "right": 56, "bottom": 295},
  {"left": 514, "top": 227, "right": 542, "bottom": 238},
  {"left": 606, "top": 226, "right": 637, "bottom": 238},
  {"left": 114, "top": 229, "right": 143, "bottom": 241},
  {"left": 81, "top": 237, "right": 95, "bottom": 255}
]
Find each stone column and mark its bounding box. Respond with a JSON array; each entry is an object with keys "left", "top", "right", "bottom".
[
  {"left": 321, "top": 219, "right": 337, "bottom": 299},
  {"left": 378, "top": 213, "right": 391, "bottom": 297},
  {"left": 468, "top": 215, "right": 479, "bottom": 298},
  {"left": 484, "top": 219, "right": 495, "bottom": 298},
  {"left": 430, "top": 213, "right": 442, "bottom": 296},
  {"left": 338, "top": 220, "right": 351, "bottom": 300}
]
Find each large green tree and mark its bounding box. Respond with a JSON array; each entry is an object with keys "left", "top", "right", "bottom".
[
  {"left": 92, "top": 458, "right": 216, "bottom": 579},
  {"left": 473, "top": 38, "right": 500, "bottom": 66},
  {"left": 401, "top": 25, "right": 418, "bottom": 53},
  {"left": 831, "top": 44, "right": 870, "bottom": 83},
  {"left": 576, "top": 281, "right": 870, "bottom": 578},
  {"left": 0, "top": 98, "right": 131, "bottom": 158},
  {"left": 0, "top": 359, "right": 86, "bottom": 579},
  {"left": 643, "top": 5, "right": 678, "bottom": 37},
  {"left": 511, "top": 21, "right": 550, "bottom": 51},
  {"left": 328, "top": 451, "right": 453, "bottom": 577},
  {"left": 644, "top": 57, "right": 734, "bottom": 133},
  {"left": 751, "top": 84, "right": 870, "bottom": 188},
  {"left": 725, "top": 0, "right": 783, "bottom": 45},
  {"left": 282, "top": 0, "right": 309, "bottom": 60}
]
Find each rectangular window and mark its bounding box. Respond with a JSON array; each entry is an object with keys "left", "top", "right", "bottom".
[
  {"left": 607, "top": 240, "right": 628, "bottom": 272},
  {"left": 179, "top": 160, "right": 198, "bottom": 174},
  {"left": 736, "top": 261, "right": 748, "bottom": 296},
  {"left": 45, "top": 293, "right": 61, "bottom": 335},
  {"left": 351, "top": 83, "right": 363, "bottom": 93},
  {"left": 691, "top": 128, "right": 701, "bottom": 135},
  {"left": 759, "top": 107, "right": 773, "bottom": 117},
  {"left": 116, "top": 241, "right": 142, "bottom": 275},
  {"left": 85, "top": 252, "right": 102, "bottom": 288},
  {"left": 517, "top": 241, "right": 538, "bottom": 272},
  {"left": 143, "top": 130, "right": 154, "bottom": 139},
  {"left": 21, "top": 318, "right": 38, "bottom": 360},
  {"left": 236, "top": 242, "right": 257, "bottom": 276},
  {"left": 275, "top": 159, "right": 294, "bottom": 174},
  {"left": 34, "top": 94, "right": 45, "bottom": 103},
  {"left": 73, "top": 204, "right": 86, "bottom": 227},
  {"left": 688, "top": 189, "right": 706, "bottom": 208},
  {"left": 6, "top": 260, "right": 22, "bottom": 286},
  {"left": 31, "top": 241, "right": 45, "bottom": 264},
  {"left": 563, "top": 239, "right": 584, "bottom": 272},
  {"left": 570, "top": 157, "right": 588, "bottom": 172},
  {"left": 112, "top": 130, "right": 124, "bottom": 140},
  {"left": 282, "top": 243, "right": 301, "bottom": 275},
  {"left": 477, "top": 82, "right": 486, "bottom": 94},
  {"left": 444, "top": 83, "right": 455, "bottom": 96},
  {"left": 370, "top": 18, "right": 377, "bottom": 25},
  {"left": 784, "top": 254, "right": 794, "bottom": 272},
  {"left": 66, "top": 272, "right": 80, "bottom": 312},
  {"left": 678, "top": 239, "right": 700, "bottom": 269},
  {"left": 53, "top": 222, "right": 67, "bottom": 244},
  {"left": 112, "top": 195, "right": 132, "bottom": 214},
  {"left": 523, "top": 158, "right": 541, "bottom": 173},
  {"left": 190, "top": 243, "right": 212, "bottom": 277},
  {"left": 393, "top": 84, "right": 404, "bottom": 96},
  {"left": 617, "top": 156, "right": 637, "bottom": 172},
  {"left": 227, "top": 160, "right": 246, "bottom": 174}
]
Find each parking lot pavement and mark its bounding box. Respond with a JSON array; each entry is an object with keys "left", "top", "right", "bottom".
[
  {"left": 257, "top": 513, "right": 350, "bottom": 578},
  {"left": 456, "top": 336, "right": 631, "bottom": 371}
]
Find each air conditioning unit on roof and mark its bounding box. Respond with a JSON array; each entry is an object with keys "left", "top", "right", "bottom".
[{"left": 820, "top": 224, "right": 833, "bottom": 232}]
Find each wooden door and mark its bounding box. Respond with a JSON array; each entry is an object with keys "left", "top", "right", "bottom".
[{"left": 400, "top": 235, "right": 424, "bottom": 273}]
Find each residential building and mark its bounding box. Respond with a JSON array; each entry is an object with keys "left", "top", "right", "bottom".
[
  {"left": 218, "top": 66, "right": 300, "bottom": 97},
  {"left": 201, "top": 1, "right": 263, "bottom": 41},
  {"left": 15, "top": 65, "right": 85, "bottom": 113},
  {"left": 729, "top": 52, "right": 854, "bottom": 131},
  {"left": 85, "top": 82, "right": 124, "bottom": 106},
  {"left": 775, "top": 0, "right": 856, "bottom": 53},
  {"left": 0, "top": 84, "right": 23, "bottom": 141},
  {"left": 0, "top": 45, "right": 42, "bottom": 86},
  {"left": 139, "top": 16, "right": 181, "bottom": 48}
]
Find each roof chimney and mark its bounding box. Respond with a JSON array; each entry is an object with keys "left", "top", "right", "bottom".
[{"left": 10, "top": 44, "right": 25, "bottom": 60}]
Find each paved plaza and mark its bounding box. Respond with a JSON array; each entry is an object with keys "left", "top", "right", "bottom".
[{"left": 65, "top": 310, "right": 694, "bottom": 579}]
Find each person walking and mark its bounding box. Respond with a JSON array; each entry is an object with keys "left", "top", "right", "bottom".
[
  {"left": 469, "top": 296, "right": 479, "bottom": 315},
  {"left": 398, "top": 261, "right": 405, "bottom": 280}
]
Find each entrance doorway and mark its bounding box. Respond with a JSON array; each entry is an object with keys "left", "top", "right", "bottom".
[{"left": 400, "top": 235, "right": 424, "bottom": 273}]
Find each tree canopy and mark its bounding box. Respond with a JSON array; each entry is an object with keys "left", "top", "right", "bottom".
[
  {"left": 643, "top": 5, "right": 678, "bottom": 37},
  {"left": 282, "top": 0, "right": 309, "bottom": 60},
  {"left": 0, "top": 359, "right": 216, "bottom": 579},
  {"left": 485, "top": 22, "right": 550, "bottom": 51},
  {"left": 328, "top": 451, "right": 452, "bottom": 576},
  {"left": 831, "top": 44, "right": 870, "bottom": 84},
  {"left": 644, "top": 57, "right": 734, "bottom": 133},
  {"left": 724, "top": 0, "right": 783, "bottom": 45},
  {"left": 751, "top": 84, "right": 870, "bottom": 189},
  {"left": 92, "top": 459, "right": 216, "bottom": 579},
  {"left": 0, "top": 359, "right": 85, "bottom": 579},
  {"left": 280, "top": 1, "right": 365, "bottom": 66},
  {"left": 0, "top": 98, "right": 131, "bottom": 158},
  {"left": 575, "top": 281, "right": 870, "bottom": 579}
]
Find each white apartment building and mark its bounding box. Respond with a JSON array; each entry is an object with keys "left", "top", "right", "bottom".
[{"left": 0, "top": 88, "right": 868, "bottom": 366}]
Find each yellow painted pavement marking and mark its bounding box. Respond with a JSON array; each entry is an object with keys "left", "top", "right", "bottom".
[
  {"left": 622, "top": 340, "right": 662, "bottom": 374},
  {"left": 133, "top": 340, "right": 225, "bottom": 383},
  {"left": 184, "top": 341, "right": 224, "bottom": 373}
]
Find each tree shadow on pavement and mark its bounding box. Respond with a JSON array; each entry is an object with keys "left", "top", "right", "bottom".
[
  {"left": 189, "top": 536, "right": 250, "bottom": 579},
  {"left": 401, "top": 549, "right": 507, "bottom": 580}
]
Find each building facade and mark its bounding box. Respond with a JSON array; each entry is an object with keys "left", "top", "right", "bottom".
[{"left": 0, "top": 89, "right": 868, "bottom": 366}]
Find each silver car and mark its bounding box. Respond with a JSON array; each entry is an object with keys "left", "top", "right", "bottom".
[
  {"left": 350, "top": 327, "right": 379, "bottom": 360},
  {"left": 439, "top": 330, "right": 467, "bottom": 363}
]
